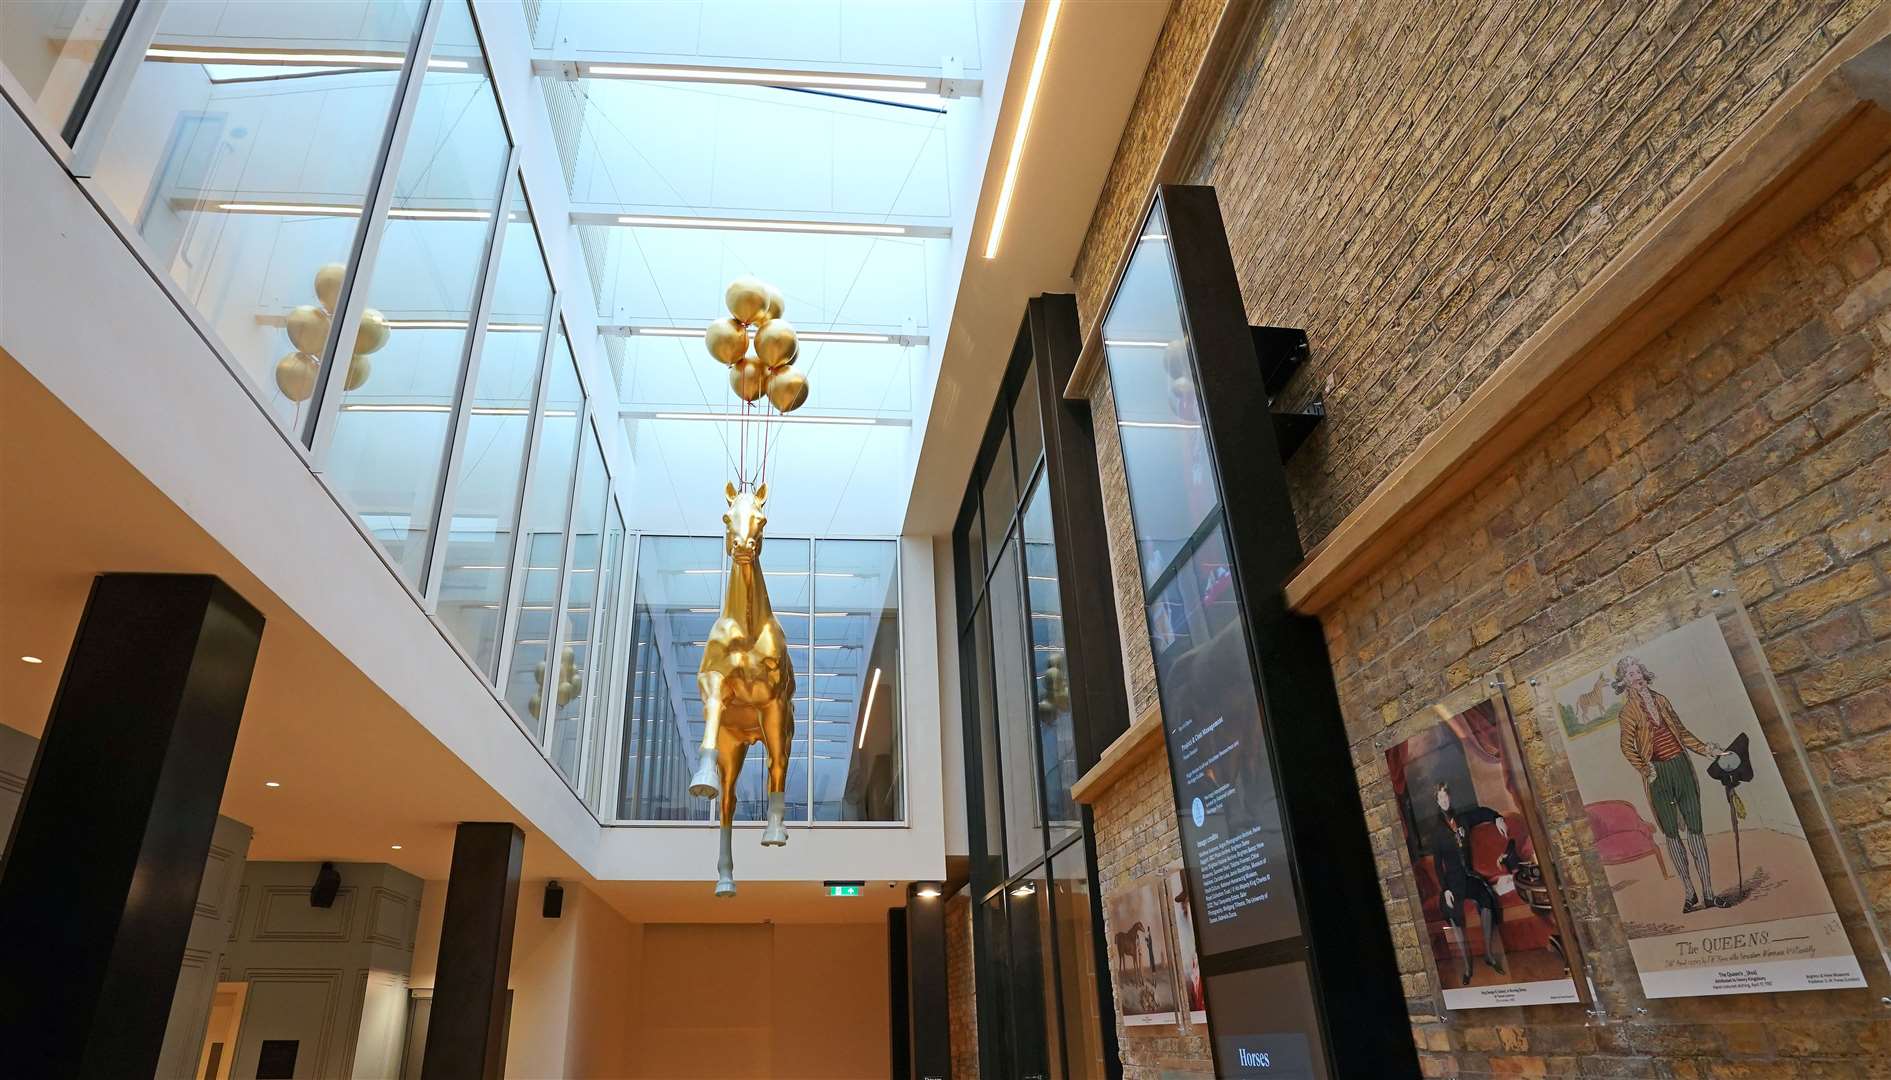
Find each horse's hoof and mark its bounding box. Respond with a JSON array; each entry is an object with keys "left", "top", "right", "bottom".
[
  {"left": 688, "top": 756, "right": 719, "bottom": 798},
  {"left": 761, "top": 826, "right": 788, "bottom": 846},
  {"left": 715, "top": 879, "right": 736, "bottom": 897}
]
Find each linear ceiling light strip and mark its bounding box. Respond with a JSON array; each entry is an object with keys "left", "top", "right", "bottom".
[{"left": 983, "top": 0, "right": 1062, "bottom": 259}]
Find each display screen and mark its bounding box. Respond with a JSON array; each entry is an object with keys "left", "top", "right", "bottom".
[
  {"left": 1102, "top": 196, "right": 1328, "bottom": 1077},
  {"left": 1148, "top": 525, "right": 1304, "bottom": 955},
  {"left": 1208, "top": 963, "right": 1328, "bottom": 1078}
]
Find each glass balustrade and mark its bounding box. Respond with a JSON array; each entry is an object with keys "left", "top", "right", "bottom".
[
  {"left": 324, "top": 0, "right": 509, "bottom": 588},
  {"left": 21, "top": 0, "right": 640, "bottom": 808}
]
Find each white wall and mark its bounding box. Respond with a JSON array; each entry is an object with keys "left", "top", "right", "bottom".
[{"left": 410, "top": 877, "right": 640, "bottom": 1079}]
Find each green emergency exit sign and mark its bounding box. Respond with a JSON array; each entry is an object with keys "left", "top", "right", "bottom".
[{"left": 825, "top": 881, "right": 864, "bottom": 897}]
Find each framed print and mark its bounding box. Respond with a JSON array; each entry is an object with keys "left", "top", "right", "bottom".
[
  {"left": 1106, "top": 873, "right": 1180, "bottom": 1029},
  {"left": 1549, "top": 613, "right": 1866, "bottom": 998},
  {"left": 1386, "top": 695, "right": 1587, "bottom": 1009},
  {"left": 1165, "top": 865, "right": 1209, "bottom": 1026}
]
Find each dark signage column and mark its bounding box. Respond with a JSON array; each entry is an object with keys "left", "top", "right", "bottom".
[
  {"left": 1095, "top": 186, "right": 1416, "bottom": 1078},
  {"left": 0, "top": 574, "right": 265, "bottom": 1078},
  {"left": 423, "top": 821, "right": 525, "bottom": 1080}
]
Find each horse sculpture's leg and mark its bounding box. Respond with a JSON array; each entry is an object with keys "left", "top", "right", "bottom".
[
  {"left": 690, "top": 670, "right": 724, "bottom": 798},
  {"left": 758, "top": 697, "right": 793, "bottom": 846},
  {"left": 715, "top": 731, "right": 748, "bottom": 897}
]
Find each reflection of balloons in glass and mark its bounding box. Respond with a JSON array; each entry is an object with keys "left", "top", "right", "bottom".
[
  {"left": 314, "top": 262, "right": 346, "bottom": 311},
  {"left": 286, "top": 305, "right": 329, "bottom": 354},
  {"left": 755, "top": 319, "right": 797, "bottom": 368},
  {"left": 345, "top": 352, "right": 372, "bottom": 391},
  {"left": 724, "top": 276, "right": 767, "bottom": 324},
  {"left": 354, "top": 309, "right": 390, "bottom": 355},
  {"left": 704, "top": 317, "right": 748, "bottom": 365},
  {"left": 275, "top": 352, "right": 319, "bottom": 401},
  {"left": 765, "top": 366, "right": 808, "bottom": 413}
]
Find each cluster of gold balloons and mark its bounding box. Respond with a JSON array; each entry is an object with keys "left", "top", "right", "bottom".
[
  {"left": 703, "top": 276, "right": 808, "bottom": 413},
  {"left": 529, "top": 645, "right": 582, "bottom": 720},
  {"left": 274, "top": 262, "right": 392, "bottom": 402}
]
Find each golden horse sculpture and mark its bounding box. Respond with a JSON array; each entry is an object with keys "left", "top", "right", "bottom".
[{"left": 688, "top": 481, "right": 796, "bottom": 896}]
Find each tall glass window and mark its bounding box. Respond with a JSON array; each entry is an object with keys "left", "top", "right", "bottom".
[
  {"left": 954, "top": 346, "right": 1116, "bottom": 1079},
  {"left": 991, "top": 536, "right": 1043, "bottom": 870},
  {"left": 434, "top": 187, "right": 552, "bottom": 677},
  {"left": 612, "top": 534, "right": 903, "bottom": 825},
  {"left": 813, "top": 539, "right": 902, "bottom": 821},
  {"left": 503, "top": 332, "right": 582, "bottom": 734},
  {"left": 1, "top": 0, "right": 121, "bottom": 133},
  {"left": 87, "top": 0, "right": 427, "bottom": 432},
  {"left": 325, "top": 0, "right": 508, "bottom": 586},
  {"left": 581, "top": 501, "right": 626, "bottom": 810},
  {"left": 615, "top": 535, "right": 724, "bottom": 821},
  {"left": 546, "top": 430, "right": 605, "bottom": 778},
  {"left": 1051, "top": 840, "right": 1108, "bottom": 1080},
  {"left": 1021, "top": 477, "right": 1078, "bottom": 851}
]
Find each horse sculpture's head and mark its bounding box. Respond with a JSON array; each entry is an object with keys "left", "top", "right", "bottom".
[{"left": 723, "top": 481, "right": 768, "bottom": 562}]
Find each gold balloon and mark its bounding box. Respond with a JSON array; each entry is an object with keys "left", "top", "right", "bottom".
[
  {"left": 765, "top": 366, "right": 809, "bottom": 413},
  {"left": 725, "top": 276, "right": 768, "bottom": 324},
  {"left": 286, "top": 305, "right": 330, "bottom": 354},
  {"left": 345, "top": 352, "right": 372, "bottom": 391},
  {"left": 754, "top": 319, "right": 797, "bottom": 368},
  {"left": 763, "top": 286, "right": 785, "bottom": 321},
  {"left": 354, "top": 308, "right": 390, "bottom": 355},
  {"left": 704, "top": 317, "right": 749, "bottom": 366},
  {"left": 314, "top": 262, "right": 346, "bottom": 311},
  {"left": 275, "top": 351, "right": 319, "bottom": 401},
  {"left": 730, "top": 356, "right": 769, "bottom": 402}
]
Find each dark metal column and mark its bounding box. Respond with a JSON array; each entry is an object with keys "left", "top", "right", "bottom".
[
  {"left": 904, "top": 886, "right": 950, "bottom": 1080},
  {"left": 0, "top": 573, "right": 265, "bottom": 1078},
  {"left": 888, "top": 906, "right": 911, "bottom": 1079},
  {"left": 423, "top": 821, "right": 525, "bottom": 1080}
]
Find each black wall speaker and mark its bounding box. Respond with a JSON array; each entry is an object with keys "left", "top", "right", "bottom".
[
  {"left": 310, "top": 861, "right": 341, "bottom": 908},
  {"left": 543, "top": 880, "right": 564, "bottom": 919}
]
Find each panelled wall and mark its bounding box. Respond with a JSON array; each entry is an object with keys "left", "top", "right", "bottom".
[{"left": 1069, "top": 0, "right": 1891, "bottom": 1076}]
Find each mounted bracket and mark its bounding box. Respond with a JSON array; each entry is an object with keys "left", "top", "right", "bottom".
[{"left": 1251, "top": 325, "right": 1322, "bottom": 461}]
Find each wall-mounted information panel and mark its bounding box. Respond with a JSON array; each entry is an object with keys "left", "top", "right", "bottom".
[{"left": 1097, "top": 187, "right": 1416, "bottom": 1078}]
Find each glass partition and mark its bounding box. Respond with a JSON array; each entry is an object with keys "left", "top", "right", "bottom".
[
  {"left": 86, "top": 0, "right": 427, "bottom": 433},
  {"left": 503, "top": 331, "right": 583, "bottom": 734},
  {"left": 581, "top": 501, "right": 627, "bottom": 809},
  {"left": 546, "top": 430, "right": 605, "bottom": 778},
  {"left": 1021, "top": 477, "right": 1078, "bottom": 851},
  {"left": 434, "top": 187, "right": 552, "bottom": 676},
  {"left": 990, "top": 535, "right": 1043, "bottom": 870},
  {"left": 324, "top": 0, "right": 509, "bottom": 586},
  {"left": 616, "top": 535, "right": 723, "bottom": 821},
  {"left": 1050, "top": 838, "right": 1109, "bottom": 1080},
  {"left": 813, "top": 538, "right": 902, "bottom": 821},
  {"left": 611, "top": 534, "right": 903, "bottom": 825},
  {"left": 1, "top": 0, "right": 122, "bottom": 134}
]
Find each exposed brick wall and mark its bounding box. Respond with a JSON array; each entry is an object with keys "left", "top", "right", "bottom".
[
  {"left": 1070, "top": 0, "right": 1228, "bottom": 329},
  {"left": 945, "top": 890, "right": 978, "bottom": 1079},
  {"left": 1321, "top": 153, "right": 1891, "bottom": 1077},
  {"left": 1090, "top": 743, "right": 1215, "bottom": 1076},
  {"left": 1090, "top": 376, "right": 1162, "bottom": 717},
  {"left": 1074, "top": 0, "right": 1879, "bottom": 550}
]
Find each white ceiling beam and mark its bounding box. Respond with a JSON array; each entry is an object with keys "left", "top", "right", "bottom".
[
  {"left": 570, "top": 208, "right": 950, "bottom": 240},
  {"left": 534, "top": 57, "right": 978, "bottom": 98},
  {"left": 599, "top": 324, "right": 928, "bottom": 348}
]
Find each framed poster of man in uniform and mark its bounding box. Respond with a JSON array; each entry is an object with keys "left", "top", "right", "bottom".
[
  {"left": 1386, "top": 696, "right": 1586, "bottom": 1009},
  {"left": 1549, "top": 614, "right": 1865, "bottom": 999}
]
